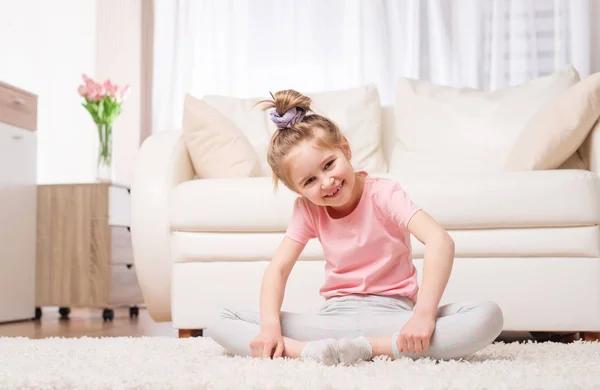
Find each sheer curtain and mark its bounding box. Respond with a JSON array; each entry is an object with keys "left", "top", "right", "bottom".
[{"left": 152, "top": 0, "right": 593, "bottom": 134}]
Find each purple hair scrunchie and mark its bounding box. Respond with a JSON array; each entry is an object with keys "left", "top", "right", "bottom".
[{"left": 270, "top": 107, "right": 306, "bottom": 129}]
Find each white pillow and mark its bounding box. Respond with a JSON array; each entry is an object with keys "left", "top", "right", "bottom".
[
  {"left": 304, "top": 84, "right": 387, "bottom": 173},
  {"left": 202, "top": 84, "right": 387, "bottom": 176},
  {"left": 390, "top": 65, "right": 580, "bottom": 174},
  {"left": 505, "top": 72, "right": 600, "bottom": 170}
]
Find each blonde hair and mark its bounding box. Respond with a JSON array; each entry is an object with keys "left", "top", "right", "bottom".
[{"left": 255, "top": 90, "right": 347, "bottom": 191}]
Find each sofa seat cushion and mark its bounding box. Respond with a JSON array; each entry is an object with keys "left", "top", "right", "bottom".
[
  {"left": 170, "top": 170, "right": 600, "bottom": 232},
  {"left": 170, "top": 226, "right": 600, "bottom": 264}
]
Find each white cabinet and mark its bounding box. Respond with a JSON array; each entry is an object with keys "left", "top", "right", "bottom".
[{"left": 0, "top": 82, "right": 37, "bottom": 323}]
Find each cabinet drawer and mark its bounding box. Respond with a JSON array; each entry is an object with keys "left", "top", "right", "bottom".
[
  {"left": 111, "top": 226, "right": 133, "bottom": 265},
  {"left": 109, "top": 185, "right": 130, "bottom": 227},
  {"left": 110, "top": 265, "right": 144, "bottom": 307},
  {"left": 0, "top": 82, "right": 37, "bottom": 131}
]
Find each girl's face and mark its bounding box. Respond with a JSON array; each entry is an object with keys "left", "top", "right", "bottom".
[{"left": 286, "top": 138, "right": 360, "bottom": 213}]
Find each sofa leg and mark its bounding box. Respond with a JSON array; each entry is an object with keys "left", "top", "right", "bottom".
[
  {"left": 582, "top": 332, "right": 600, "bottom": 342},
  {"left": 178, "top": 329, "right": 204, "bottom": 338}
]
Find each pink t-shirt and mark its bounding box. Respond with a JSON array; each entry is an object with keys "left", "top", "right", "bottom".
[{"left": 285, "top": 173, "right": 422, "bottom": 301}]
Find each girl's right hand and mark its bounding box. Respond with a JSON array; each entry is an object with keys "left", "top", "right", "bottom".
[{"left": 250, "top": 327, "right": 285, "bottom": 359}]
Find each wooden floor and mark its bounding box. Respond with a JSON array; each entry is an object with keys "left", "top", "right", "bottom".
[
  {"left": 2, "top": 308, "right": 598, "bottom": 343},
  {"left": 0, "top": 307, "right": 177, "bottom": 339},
  {"left": 0, "top": 307, "right": 530, "bottom": 341}
]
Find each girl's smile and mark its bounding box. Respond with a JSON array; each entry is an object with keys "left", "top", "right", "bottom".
[{"left": 324, "top": 180, "right": 344, "bottom": 198}]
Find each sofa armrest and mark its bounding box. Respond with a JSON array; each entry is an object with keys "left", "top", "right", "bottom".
[
  {"left": 580, "top": 119, "right": 600, "bottom": 175},
  {"left": 130, "top": 130, "right": 194, "bottom": 322}
]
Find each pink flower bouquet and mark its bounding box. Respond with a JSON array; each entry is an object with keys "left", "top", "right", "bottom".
[{"left": 78, "top": 74, "right": 131, "bottom": 181}]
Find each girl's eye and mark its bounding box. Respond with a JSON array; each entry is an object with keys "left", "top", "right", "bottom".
[
  {"left": 325, "top": 159, "right": 335, "bottom": 169},
  {"left": 304, "top": 177, "right": 314, "bottom": 186}
]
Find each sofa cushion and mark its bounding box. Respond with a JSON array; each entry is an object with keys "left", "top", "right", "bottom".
[
  {"left": 202, "top": 84, "right": 386, "bottom": 176},
  {"left": 305, "top": 85, "right": 387, "bottom": 173},
  {"left": 505, "top": 72, "right": 600, "bottom": 171},
  {"left": 181, "top": 94, "right": 262, "bottom": 178},
  {"left": 170, "top": 170, "right": 600, "bottom": 232},
  {"left": 199, "top": 94, "right": 274, "bottom": 176},
  {"left": 390, "top": 66, "right": 580, "bottom": 175},
  {"left": 169, "top": 225, "right": 600, "bottom": 264}
]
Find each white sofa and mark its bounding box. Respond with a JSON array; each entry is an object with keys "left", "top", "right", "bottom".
[{"left": 131, "top": 67, "right": 600, "bottom": 338}]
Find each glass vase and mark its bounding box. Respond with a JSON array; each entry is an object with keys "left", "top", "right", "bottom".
[{"left": 96, "top": 123, "right": 113, "bottom": 182}]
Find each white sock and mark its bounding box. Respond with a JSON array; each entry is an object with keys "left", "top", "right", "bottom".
[
  {"left": 337, "top": 336, "right": 373, "bottom": 364},
  {"left": 300, "top": 338, "right": 339, "bottom": 366}
]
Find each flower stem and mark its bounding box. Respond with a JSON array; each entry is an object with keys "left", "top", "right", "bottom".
[{"left": 97, "top": 123, "right": 112, "bottom": 166}]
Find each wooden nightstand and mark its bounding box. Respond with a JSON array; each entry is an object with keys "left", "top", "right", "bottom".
[{"left": 35, "top": 182, "right": 144, "bottom": 321}]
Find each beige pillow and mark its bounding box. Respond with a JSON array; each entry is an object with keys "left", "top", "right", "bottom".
[
  {"left": 505, "top": 72, "right": 600, "bottom": 170},
  {"left": 201, "top": 94, "right": 272, "bottom": 175},
  {"left": 390, "top": 65, "right": 580, "bottom": 175},
  {"left": 182, "top": 94, "right": 262, "bottom": 178}
]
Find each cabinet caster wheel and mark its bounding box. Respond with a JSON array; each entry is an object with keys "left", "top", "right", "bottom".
[
  {"left": 35, "top": 307, "right": 42, "bottom": 320},
  {"left": 59, "top": 307, "right": 71, "bottom": 320},
  {"left": 102, "top": 309, "right": 114, "bottom": 322},
  {"left": 129, "top": 306, "right": 139, "bottom": 318}
]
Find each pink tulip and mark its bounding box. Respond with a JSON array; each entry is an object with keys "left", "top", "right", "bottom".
[
  {"left": 103, "top": 79, "right": 114, "bottom": 91},
  {"left": 97, "top": 84, "right": 107, "bottom": 98},
  {"left": 103, "top": 80, "right": 117, "bottom": 99},
  {"left": 109, "top": 86, "right": 119, "bottom": 99},
  {"left": 79, "top": 74, "right": 131, "bottom": 103},
  {"left": 120, "top": 84, "right": 131, "bottom": 101},
  {"left": 78, "top": 84, "right": 88, "bottom": 97},
  {"left": 84, "top": 75, "right": 97, "bottom": 89},
  {"left": 86, "top": 85, "right": 98, "bottom": 101}
]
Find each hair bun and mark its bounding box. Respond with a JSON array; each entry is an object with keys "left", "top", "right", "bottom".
[
  {"left": 255, "top": 89, "right": 312, "bottom": 129},
  {"left": 270, "top": 107, "right": 306, "bottom": 129}
]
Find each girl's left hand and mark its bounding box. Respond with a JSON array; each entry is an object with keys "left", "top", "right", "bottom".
[{"left": 397, "top": 313, "right": 436, "bottom": 354}]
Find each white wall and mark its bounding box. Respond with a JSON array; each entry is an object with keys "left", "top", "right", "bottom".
[
  {"left": 96, "top": 0, "right": 141, "bottom": 186},
  {"left": 0, "top": 0, "right": 98, "bottom": 184}
]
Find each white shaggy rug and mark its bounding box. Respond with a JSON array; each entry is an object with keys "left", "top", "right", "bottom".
[{"left": 1, "top": 337, "right": 600, "bottom": 389}]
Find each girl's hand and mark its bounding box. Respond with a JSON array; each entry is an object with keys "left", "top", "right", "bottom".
[
  {"left": 250, "top": 326, "right": 285, "bottom": 359},
  {"left": 397, "top": 313, "right": 436, "bottom": 354}
]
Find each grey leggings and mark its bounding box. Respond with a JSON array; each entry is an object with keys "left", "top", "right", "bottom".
[{"left": 205, "top": 294, "right": 504, "bottom": 361}]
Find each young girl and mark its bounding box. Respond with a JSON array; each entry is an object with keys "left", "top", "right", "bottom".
[{"left": 205, "top": 90, "right": 504, "bottom": 366}]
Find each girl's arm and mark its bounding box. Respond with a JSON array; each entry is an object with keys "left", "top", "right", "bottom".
[
  {"left": 408, "top": 210, "right": 455, "bottom": 318},
  {"left": 259, "top": 237, "right": 306, "bottom": 332}
]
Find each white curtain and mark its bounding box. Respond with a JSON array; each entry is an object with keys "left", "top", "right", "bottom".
[{"left": 152, "top": 0, "right": 594, "bottom": 134}]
